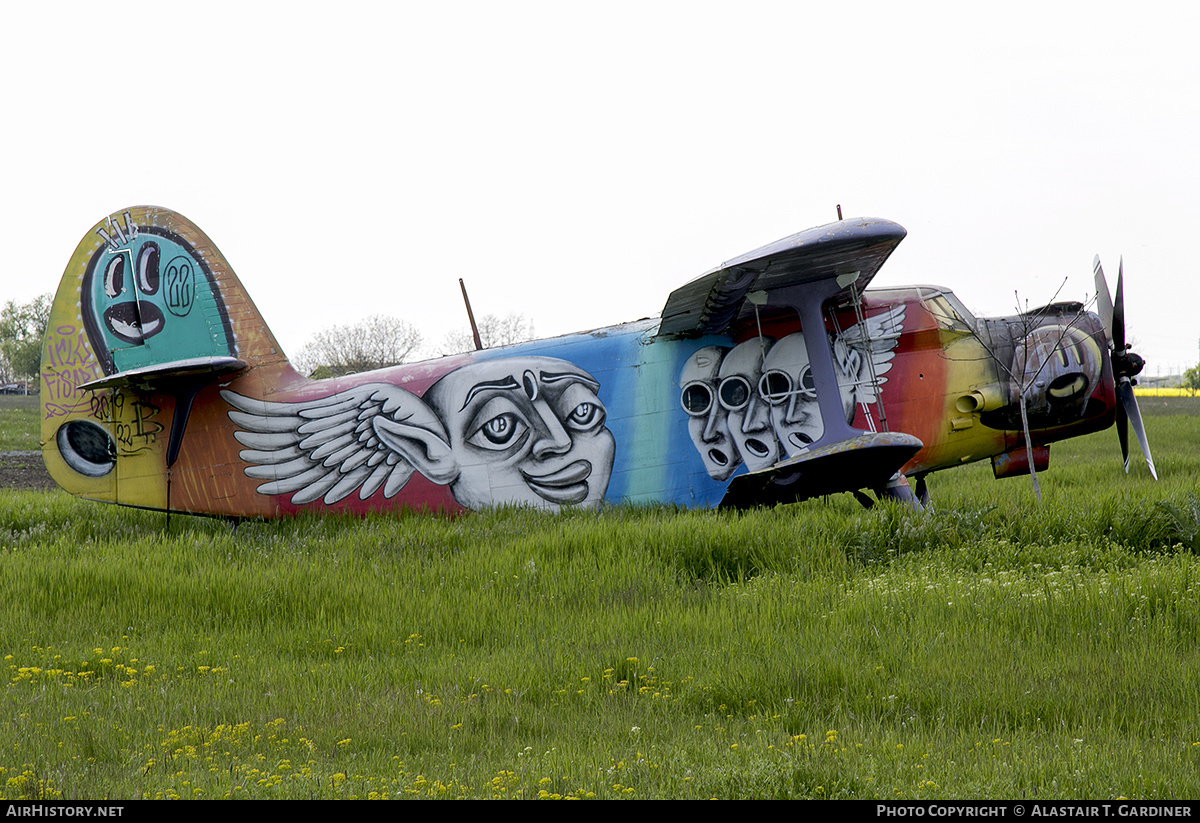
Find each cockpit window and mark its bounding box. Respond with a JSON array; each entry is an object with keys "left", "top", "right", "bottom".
[{"left": 923, "top": 290, "right": 976, "bottom": 333}]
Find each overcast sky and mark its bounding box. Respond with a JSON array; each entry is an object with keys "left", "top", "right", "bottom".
[{"left": 4, "top": 1, "right": 1198, "bottom": 375}]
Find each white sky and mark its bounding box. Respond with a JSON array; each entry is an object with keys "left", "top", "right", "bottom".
[{"left": 4, "top": 1, "right": 1198, "bottom": 375}]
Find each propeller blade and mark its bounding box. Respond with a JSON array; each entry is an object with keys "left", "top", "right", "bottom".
[
  {"left": 1099, "top": 256, "right": 1154, "bottom": 479},
  {"left": 1115, "top": 389, "right": 1129, "bottom": 472},
  {"left": 1093, "top": 255, "right": 1114, "bottom": 342},
  {"left": 1117, "top": 378, "right": 1158, "bottom": 480},
  {"left": 1112, "top": 257, "right": 1127, "bottom": 352}
]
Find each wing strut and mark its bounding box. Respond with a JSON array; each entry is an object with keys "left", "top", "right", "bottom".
[
  {"left": 848, "top": 287, "right": 890, "bottom": 433},
  {"left": 775, "top": 278, "right": 864, "bottom": 448}
]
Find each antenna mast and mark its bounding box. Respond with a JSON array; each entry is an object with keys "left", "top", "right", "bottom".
[{"left": 459, "top": 278, "right": 484, "bottom": 351}]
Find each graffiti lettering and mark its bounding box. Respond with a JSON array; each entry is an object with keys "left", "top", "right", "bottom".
[
  {"left": 45, "top": 325, "right": 95, "bottom": 370},
  {"left": 42, "top": 371, "right": 101, "bottom": 417},
  {"left": 113, "top": 395, "right": 162, "bottom": 451},
  {"left": 89, "top": 390, "right": 118, "bottom": 423},
  {"left": 41, "top": 325, "right": 103, "bottom": 419},
  {"left": 165, "top": 256, "right": 195, "bottom": 316}
]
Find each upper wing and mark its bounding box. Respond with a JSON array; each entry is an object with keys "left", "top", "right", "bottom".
[
  {"left": 221, "top": 383, "right": 453, "bottom": 505},
  {"left": 657, "top": 217, "right": 907, "bottom": 337}
]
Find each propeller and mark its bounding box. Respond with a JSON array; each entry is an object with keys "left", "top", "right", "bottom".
[{"left": 1093, "top": 256, "right": 1157, "bottom": 480}]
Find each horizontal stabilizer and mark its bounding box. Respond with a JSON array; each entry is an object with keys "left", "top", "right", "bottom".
[
  {"left": 658, "top": 217, "right": 907, "bottom": 337},
  {"left": 77, "top": 356, "right": 248, "bottom": 392},
  {"left": 719, "top": 431, "right": 922, "bottom": 508}
]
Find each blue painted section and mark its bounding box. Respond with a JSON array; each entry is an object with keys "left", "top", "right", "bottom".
[{"left": 472, "top": 320, "right": 733, "bottom": 508}]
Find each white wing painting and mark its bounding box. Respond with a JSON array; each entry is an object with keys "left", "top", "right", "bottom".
[
  {"left": 835, "top": 303, "right": 907, "bottom": 405},
  {"left": 221, "top": 383, "right": 453, "bottom": 505}
]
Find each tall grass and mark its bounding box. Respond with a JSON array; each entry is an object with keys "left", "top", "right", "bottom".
[{"left": 0, "top": 401, "right": 1199, "bottom": 798}]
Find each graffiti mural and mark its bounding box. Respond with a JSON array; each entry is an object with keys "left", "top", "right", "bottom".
[
  {"left": 1008, "top": 324, "right": 1103, "bottom": 423},
  {"left": 42, "top": 207, "right": 1145, "bottom": 519},
  {"left": 81, "top": 211, "right": 235, "bottom": 376},
  {"left": 41, "top": 323, "right": 102, "bottom": 419},
  {"left": 680, "top": 305, "right": 906, "bottom": 474},
  {"left": 679, "top": 345, "right": 740, "bottom": 481},
  {"left": 223, "top": 357, "right": 614, "bottom": 511}
]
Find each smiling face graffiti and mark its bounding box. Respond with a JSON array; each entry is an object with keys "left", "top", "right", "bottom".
[
  {"left": 95, "top": 241, "right": 167, "bottom": 345},
  {"left": 82, "top": 214, "right": 234, "bottom": 375},
  {"left": 422, "top": 358, "right": 615, "bottom": 509}
]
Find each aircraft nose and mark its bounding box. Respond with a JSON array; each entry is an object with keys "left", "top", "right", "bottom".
[{"left": 1113, "top": 348, "right": 1145, "bottom": 380}]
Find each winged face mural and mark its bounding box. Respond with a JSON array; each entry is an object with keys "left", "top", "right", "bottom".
[
  {"left": 220, "top": 357, "right": 615, "bottom": 511},
  {"left": 39, "top": 206, "right": 1154, "bottom": 519}
]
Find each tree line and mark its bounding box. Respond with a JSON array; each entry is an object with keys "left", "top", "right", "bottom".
[
  {"left": 292, "top": 312, "right": 534, "bottom": 378},
  {"left": 0, "top": 294, "right": 51, "bottom": 388}
]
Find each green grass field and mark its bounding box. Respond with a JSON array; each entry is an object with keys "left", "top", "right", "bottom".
[
  {"left": 0, "top": 394, "right": 37, "bottom": 451},
  {"left": 1, "top": 396, "right": 1199, "bottom": 799}
]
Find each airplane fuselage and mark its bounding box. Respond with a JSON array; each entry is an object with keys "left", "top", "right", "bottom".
[{"left": 40, "top": 207, "right": 1122, "bottom": 518}]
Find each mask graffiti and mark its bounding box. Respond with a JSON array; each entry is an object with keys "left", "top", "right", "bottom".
[
  {"left": 716, "top": 338, "right": 780, "bottom": 471},
  {"left": 679, "top": 346, "right": 741, "bottom": 481},
  {"left": 681, "top": 305, "right": 906, "bottom": 478}
]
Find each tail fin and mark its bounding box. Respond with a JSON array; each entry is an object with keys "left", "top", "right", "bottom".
[{"left": 41, "top": 206, "right": 295, "bottom": 507}]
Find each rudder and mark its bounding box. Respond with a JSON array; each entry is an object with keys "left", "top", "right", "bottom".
[{"left": 41, "top": 206, "right": 295, "bottom": 509}]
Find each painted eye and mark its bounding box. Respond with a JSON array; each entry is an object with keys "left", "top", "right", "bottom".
[
  {"left": 468, "top": 412, "right": 528, "bottom": 450},
  {"left": 1048, "top": 373, "right": 1088, "bottom": 400},
  {"left": 759, "top": 370, "right": 791, "bottom": 404},
  {"left": 681, "top": 382, "right": 713, "bottom": 416},
  {"left": 760, "top": 369, "right": 816, "bottom": 402},
  {"left": 567, "top": 401, "right": 604, "bottom": 431},
  {"left": 718, "top": 376, "right": 751, "bottom": 411},
  {"left": 798, "top": 366, "right": 817, "bottom": 399},
  {"left": 56, "top": 419, "right": 116, "bottom": 477},
  {"left": 137, "top": 242, "right": 160, "bottom": 295},
  {"left": 482, "top": 413, "right": 518, "bottom": 443},
  {"left": 104, "top": 255, "right": 125, "bottom": 299}
]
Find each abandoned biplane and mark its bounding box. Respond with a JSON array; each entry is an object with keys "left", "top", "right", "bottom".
[{"left": 39, "top": 206, "right": 1155, "bottom": 518}]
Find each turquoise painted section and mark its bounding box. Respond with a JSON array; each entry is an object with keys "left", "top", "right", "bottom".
[{"left": 83, "top": 227, "right": 234, "bottom": 375}]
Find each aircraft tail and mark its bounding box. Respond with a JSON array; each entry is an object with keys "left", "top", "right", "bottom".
[{"left": 41, "top": 206, "right": 298, "bottom": 507}]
